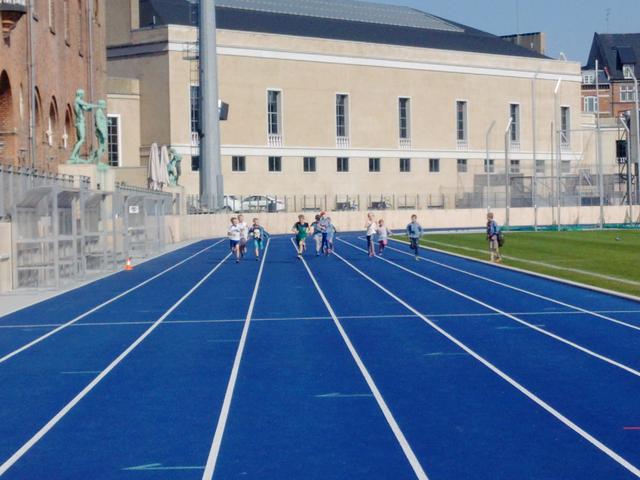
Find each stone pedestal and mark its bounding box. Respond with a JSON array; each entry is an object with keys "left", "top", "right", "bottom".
[
  {"left": 164, "top": 185, "right": 187, "bottom": 214},
  {"left": 58, "top": 163, "right": 116, "bottom": 192}
]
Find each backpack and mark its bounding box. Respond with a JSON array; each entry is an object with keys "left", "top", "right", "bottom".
[{"left": 497, "top": 230, "right": 505, "bottom": 248}]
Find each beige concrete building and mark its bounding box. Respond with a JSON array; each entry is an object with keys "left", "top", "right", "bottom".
[{"left": 105, "top": 0, "right": 588, "bottom": 210}]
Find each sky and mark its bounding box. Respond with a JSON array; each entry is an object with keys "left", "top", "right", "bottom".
[{"left": 375, "top": 0, "right": 640, "bottom": 64}]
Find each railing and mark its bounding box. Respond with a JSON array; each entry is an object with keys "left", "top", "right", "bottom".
[
  {"left": 191, "top": 131, "right": 200, "bottom": 147},
  {"left": 510, "top": 140, "right": 521, "bottom": 152},
  {"left": 268, "top": 134, "right": 283, "bottom": 147},
  {"left": 0, "top": 0, "right": 27, "bottom": 9},
  {"left": 399, "top": 138, "right": 411, "bottom": 149},
  {"left": 336, "top": 136, "right": 350, "bottom": 148},
  {"left": 456, "top": 139, "right": 468, "bottom": 151}
]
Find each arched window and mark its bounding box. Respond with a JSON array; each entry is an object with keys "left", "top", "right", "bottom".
[
  {"left": 47, "top": 98, "right": 58, "bottom": 147},
  {"left": 34, "top": 87, "right": 43, "bottom": 144},
  {"left": 63, "top": 105, "right": 73, "bottom": 149},
  {"left": 48, "top": 0, "right": 56, "bottom": 33},
  {"left": 0, "top": 71, "right": 15, "bottom": 163},
  {"left": 78, "top": 0, "right": 84, "bottom": 56}
]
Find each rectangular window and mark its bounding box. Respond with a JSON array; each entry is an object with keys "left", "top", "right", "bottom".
[
  {"left": 232, "top": 156, "right": 246, "bottom": 172},
  {"left": 63, "top": 0, "right": 69, "bottom": 43},
  {"left": 620, "top": 85, "right": 637, "bottom": 102},
  {"left": 536, "top": 159, "right": 545, "bottom": 175},
  {"left": 560, "top": 106, "right": 571, "bottom": 146},
  {"left": 457, "top": 158, "right": 468, "bottom": 173},
  {"left": 268, "top": 156, "right": 282, "bottom": 172},
  {"left": 429, "top": 158, "right": 440, "bottom": 173},
  {"left": 456, "top": 101, "right": 468, "bottom": 142},
  {"left": 399, "top": 158, "right": 411, "bottom": 172},
  {"left": 399, "top": 97, "right": 410, "bottom": 139},
  {"left": 369, "top": 157, "right": 381, "bottom": 172},
  {"left": 623, "top": 64, "right": 635, "bottom": 80},
  {"left": 583, "top": 96, "right": 598, "bottom": 113},
  {"left": 106, "top": 115, "right": 120, "bottom": 167},
  {"left": 337, "top": 157, "right": 349, "bottom": 172},
  {"left": 484, "top": 158, "right": 495, "bottom": 173},
  {"left": 582, "top": 73, "right": 595, "bottom": 84},
  {"left": 336, "top": 94, "right": 349, "bottom": 138},
  {"left": 510, "top": 159, "right": 520, "bottom": 174},
  {"left": 303, "top": 156, "right": 316, "bottom": 172},
  {"left": 191, "top": 155, "right": 200, "bottom": 172},
  {"left": 561, "top": 160, "right": 571, "bottom": 174},
  {"left": 267, "top": 90, "right": 281, "bottom": 135},
  {"left": 190, "top": 85, "right": 200, "bottom": 135},
  {"left": 510, "top": 103, "right": 520, "bottom": 143},
  {"left": 48, "top": 0, "right": 56, "bottom": 32}
]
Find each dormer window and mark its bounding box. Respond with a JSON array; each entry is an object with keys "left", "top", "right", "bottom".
[
  {"left": 582, "top": 73, "right": 595, "bottom": 84},
  {"left": 623, "top": 64, "right": 635, "bottom": 79}
]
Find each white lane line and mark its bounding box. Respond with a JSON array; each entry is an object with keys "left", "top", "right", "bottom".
[
  {"left": 296, "top": 239, "right": 429, "bottom": 480},
  {"left": 0, "top": 253, "right": 232, "bottom": 477},
  {"left": 202, "top": 240, "right": 270, "bottom": 480},
  {"left": 331, "top": 249, "right": 640, "bottom": 478},
  {"left": 386, "top": 242, "right": 640, "bottom": 333},
  {"left": 0, "top": 239, "right": 225, "bottom": 365},
  {"left": 340, "top": 239, "right": 640, "bottom": 380}
]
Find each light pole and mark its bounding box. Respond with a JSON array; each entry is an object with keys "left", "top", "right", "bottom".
[
  {"left": 631, "top": 70, "right": 640, "bottom": 207},
  {"left": 619, "top": 114, "right": 632, "bottom": 222},
  {"left": 554, "top": 78, "right": 562, "bottom": 231},
  {"left": 595, "top": 59, "right": 604, "bottom": 229},
  {"left": 504, "top": 116, "right": 514, "bottom": 227},
  {"left": 531, "top": 71, "right": 539, "bottom": 230},
  {"left": 485, "top": 121, "right": 496, "bottom": 211}
]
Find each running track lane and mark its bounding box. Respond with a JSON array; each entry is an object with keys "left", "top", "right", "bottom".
[
  {"left": 308, "top": 239, "right": 639, "bottom": 479},
  {"left": 0, "top": 242, "right": 231, "bottom": 468},
  {"left": 210, "top": 237, "right": 420, "bottom": 479}
]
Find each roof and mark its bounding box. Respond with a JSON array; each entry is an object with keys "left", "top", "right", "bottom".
[
  {"left": 586, "top": 33, "right": 640, "bottom": 81},
  {"left": 138, "top": 0, "right": 548, "bottom": 59}
]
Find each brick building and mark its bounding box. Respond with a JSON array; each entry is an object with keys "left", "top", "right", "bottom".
[
  {"left": 582, "top": 33, "right": 639, "bottom": 118},
  {"left": 0, "top": 0, "right": 106, "bottom": 170}
]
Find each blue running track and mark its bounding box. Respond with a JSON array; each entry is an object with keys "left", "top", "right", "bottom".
[{"left": 1, "top": 234, "right": 640, "bottom": 479}]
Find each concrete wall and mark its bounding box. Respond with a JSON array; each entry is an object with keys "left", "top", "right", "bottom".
[
  {"left": 107, "top": 77, "right": 141, "bottom": 168},
  {"left": 0, "top": 222, "right": 11, "bottom": 293}
]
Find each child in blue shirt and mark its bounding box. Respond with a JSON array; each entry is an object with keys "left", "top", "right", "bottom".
[
  {"left": 486, "top": 212, "right": 502, "bottom": 263},
  {"left": 248, "top": 218, "right": 269, "bottom": 261},
  {"left": 406, "top": 214, "right": 423, "bottom": 260}
]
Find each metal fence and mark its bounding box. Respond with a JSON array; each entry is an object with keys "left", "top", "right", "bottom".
[{"left": 1, "top": 165, "right": 177, "bottom": 289}]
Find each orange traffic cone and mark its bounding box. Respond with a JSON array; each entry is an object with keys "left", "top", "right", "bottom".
[{"left": 124, "top": 257, "right": 134, "bottom": 271}]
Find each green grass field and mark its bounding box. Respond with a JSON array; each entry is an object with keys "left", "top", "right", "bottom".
[{"left": 394, "top": 230, "right": 640, "bottom": 298}]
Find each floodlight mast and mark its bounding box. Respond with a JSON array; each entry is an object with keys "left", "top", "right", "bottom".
[
  {"left": 631, "top": 70, "right": 640, "bottom": 211},
  {"left": 199, "top": 0, "right": 224, "bottom": 211}
]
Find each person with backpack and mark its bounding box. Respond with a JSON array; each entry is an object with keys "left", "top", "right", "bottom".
[
  {"left": 486, "top": 212, "right": 502, "bottom": 263},
  {"left": 406, "top": 214, "right": 423, "bottom": 260}
]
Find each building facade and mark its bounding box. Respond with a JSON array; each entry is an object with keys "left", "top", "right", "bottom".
[
  {"left": 0, "top": 0, "right": 106, "bottom": 170},
  {"left": 106, "top": 0, "right": 586, "bottom": 209}
]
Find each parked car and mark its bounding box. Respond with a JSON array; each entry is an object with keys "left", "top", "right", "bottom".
[
  {"left": 223, "top": 195, "right": 242, "bottom": 212},
  {"left": 240, "top": 195, "right": 286, "bottom": 212}
]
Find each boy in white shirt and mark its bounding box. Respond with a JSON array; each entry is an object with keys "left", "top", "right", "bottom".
[
  {"left": 237, "top": 214, "right": 249, "bottom": 258},
  {"left": 365, "top": 213, "right": 377, "bottom": 257},
  {"left": 228, "top": 217, "right": 242, "bottom": 263}
]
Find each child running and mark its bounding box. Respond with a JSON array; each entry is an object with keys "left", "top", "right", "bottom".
[
  {"left": 377, "top": 219, "right": 392, "bottom": 256},
  {"left": 318, "top": 211, "right": 331, "bottom": 255},
  {"left": 406, "top": 214, "right": 423, "bottom": 260},
  {"left": 326, "top": 217, "right": 337, "bottom": 254},
  {"left": 237, "top": 214, "right": 249, "bottom": 258},
  {"left": 248, "top": 218, "right": 269, "bottom": 261},
  {"left": 228, "top": 217, "right": 242, "bottom": 263},
  {"left": 292, "top": 214, "right": 310, "bottom": 259},
  {"left": 365, "top": 213, "right": 377, "bottom": 257},
  {"left": 486, "top": 212, "right": 502, "bottom": 263},
  {"left": 311, "top": 214, "right": 324, "bottom": 256}
]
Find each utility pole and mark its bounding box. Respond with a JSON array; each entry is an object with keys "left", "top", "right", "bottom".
[
  {"left": 595, "top": 60, "right": 604, "bottom": 228},
  {"left": 485, "top": 121, "right": 496, "bottom": 211},
  {"left": 199, "top": 0, "right": 224, "bottom": 210}
]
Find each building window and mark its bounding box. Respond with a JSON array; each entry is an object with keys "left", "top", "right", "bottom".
[
  {"left": 106, "top": 115, "right": 120, "bottom": 167},
  {"left": 582, "top": 73, "right": 595, "bottom": 84},
  {"left": 63, "top": 0, "right": 70, "bottom": 43},
  {"left": 510, "top": 103, "right": 520, "bottom": 143},
  {"left": 620, "top": 85, "right": 637, "bottom": 102},
  {"left": 457, "top": 158, "right": 468, "bottom": 173},
  {"left": 429, "top": 158, "right": 440, "bottom": 173},
  {"left": 536, "top": 159, "right": 545, "bottom": 175},
  {"left": 232, "top": 156, "right": 246, "bottom": 172},
  {"left": 484, "top": 158, "right": 495, "bottom": 173},
  {"left": 267, "top": 90, "right": 281, "bottom": 135},
  {"left": 268, "top": 156, "right": 282, "bottom": 172},
  {"left": 583, "top": 96, "right": 599, "bottom": 113},
  {"left": 191, "top": 155, "right": 200, "bottom": 171},
  {"left": 303, "top": 156, "right": 316, "bottom": 172},
  {"left": 48, "top": 0, "right": 56, "bottom": 32},
  {"left": 78, "top": 0, "right": 84, "bottom": 56},
  {"left": 456, "top": 101, "right": 468, "bottom": 143},
  {"left": 369, "top": 157, "right": 381, "bottom": 172},
  {"left": 510, "top": 159, "right": 520, "bottom": 174},
  {"left": 337, "top": 157, "right": 349, "bottom": 172},
  {"left": 190, "top": 85, "right": 200, "bottom": 136},
  {"left": 623, "top": 64, "right": 635, "bottom": 80},
  {"left": 561, "top": 160, "right": 571, "bottom": 174},
  {"left": 336, "top": 94, "right": 349, "bottom": 138},
  {"left": 560, "top": 106, "right": 571, "bottom": 146},
  {"left": 399, "top": 97, "right": 410, "bottom": 139},
  {"left": 399, "top": 158, "right": 411, "bottom": 172}
]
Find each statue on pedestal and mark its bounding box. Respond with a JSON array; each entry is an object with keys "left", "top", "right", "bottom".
[
  {"left": 90, "top": 100, "right": 108, "bottom": 166},
  {"left": 168, "top": 147, "right": 182, "bottom": 186},
  {"left": 69, "top": 89, "right": 94, "bottom": 164}
]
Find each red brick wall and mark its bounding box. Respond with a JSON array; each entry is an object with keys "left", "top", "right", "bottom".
[{"left": 0, "top": 0, "right": 106, "bottom": 170}]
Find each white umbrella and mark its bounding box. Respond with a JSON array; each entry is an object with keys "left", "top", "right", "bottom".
[
  {"left": 159, "top": 145, "right": 171, "bottom": 190},
  {"left": 147, "top": 143, "right": 160, "bottom": 190}
]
